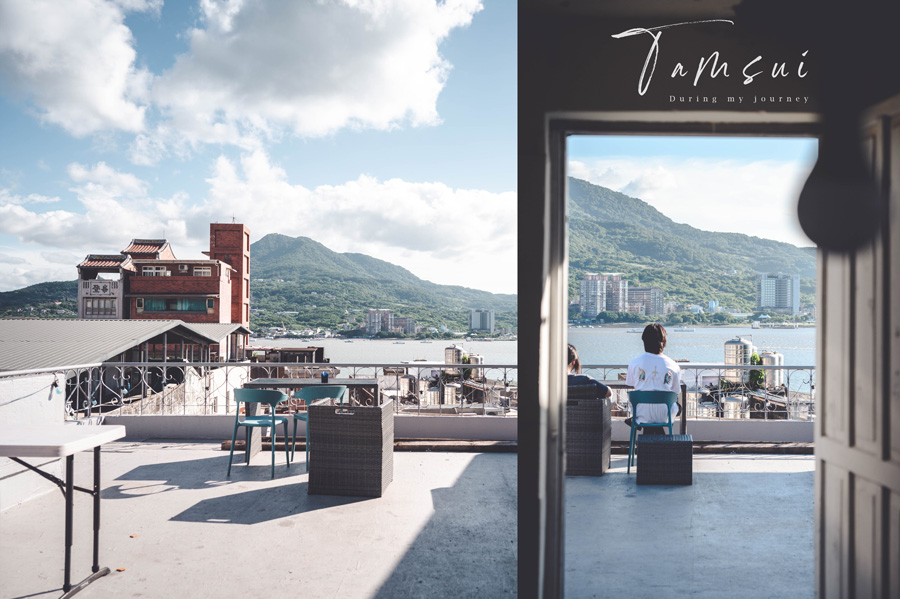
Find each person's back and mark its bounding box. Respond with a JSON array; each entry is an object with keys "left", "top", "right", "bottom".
[{"left": 625, "top": 324, "right": 680, "bottom": 428}]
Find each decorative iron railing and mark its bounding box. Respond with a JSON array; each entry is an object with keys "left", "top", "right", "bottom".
[
  {"left": 579, "top": 363, "right": 815, "bottom": 421},
  {"left": 0, "top": 362, "right": 814, "bottom": 422}
]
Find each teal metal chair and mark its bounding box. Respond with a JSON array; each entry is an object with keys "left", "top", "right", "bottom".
[
  {"left": 291, "top": 385, "right": 348, "bottom": 471},
  {"left": 227, "top": 388, "right": 291, "bottom": 478},
  {"left": 627, "top": 390, "right": 679, "bottom": 474}
]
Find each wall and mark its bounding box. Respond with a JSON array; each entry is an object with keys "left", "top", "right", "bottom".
[
  {"left": 102, "top": 413, "right": 811, "bottom": 443},
  {"left": 0, "top": 373, "right": 66, "bottom": 512}
]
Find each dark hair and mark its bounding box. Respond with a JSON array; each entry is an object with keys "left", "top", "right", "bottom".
[
  {"left": 567, "top": 343, "right": 581, "bottom": 373},
  {"left": 642, "top": 323, "right": 667, "bottom": 354}
]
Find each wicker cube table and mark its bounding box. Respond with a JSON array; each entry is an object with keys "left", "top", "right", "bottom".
[
  {"left": 636, "top": 434, "right": 693, "bottom": 485},
  {"left": 307, "top": 401, "right": 394, "bottom": 497},
  {"left": 566, "top": 386, "right": 611, "bottom": 476}
]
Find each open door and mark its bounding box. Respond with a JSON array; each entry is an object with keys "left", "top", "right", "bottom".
[{"left": 815, "top": 96, "right": 900, "bottom": 598}]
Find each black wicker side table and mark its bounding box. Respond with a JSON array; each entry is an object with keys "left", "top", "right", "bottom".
[
  {"left": 566, "top": 385, "right": 612, "bottom": 476},
  {"left": 636, "top": 434, "right": 693, "bottom": 485},
  {"left": 307, "top": 401, "right": 394, "bottom": 497}
]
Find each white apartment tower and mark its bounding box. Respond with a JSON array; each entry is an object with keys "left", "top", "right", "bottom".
[
  {"left": 366, "top": 309, "right": 394, "bottom": 335},
  {"left": 469, "top": 309, "right": 495, "bottom": 334},
  {"left": 757, "top": 273, "right": 801, "bottom": 315},
  {"left": 604, "top": 273, "right": 629, "bottom": 312},
  {"left": 579, "top": 273, "right": 607, "bottom": 318}
]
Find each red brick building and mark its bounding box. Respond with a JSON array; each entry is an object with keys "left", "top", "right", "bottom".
[{"left": 77, "top": 223, "right": 250, "bottom": 327}]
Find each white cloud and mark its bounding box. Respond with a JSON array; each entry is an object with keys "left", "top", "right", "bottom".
[
  {"left": 197, "top": 150, "right": 516, "bottom": 293},
  {"left": 0, "top": 252, "right": 27, "bottom": 265},
  {"left": 137, "top": 0, "right": 482, "bottom": 159},
  {"left": 0, "top": 153, "right": 517, "bottom": 294},
  {"left": 567, "top": 156, "right": 815, "bottom": 247},
  {"left": 0, "top": 162, "right": 193, "bottom": 252},
  {"left": 41, "top": 250, "right": 82, "bottom": 265},
  {"left": 0, "top": 0, "right": 151, "bottom": 136},
  {"left": 0, "top": 189, "right": 60, "bottom": 205}
]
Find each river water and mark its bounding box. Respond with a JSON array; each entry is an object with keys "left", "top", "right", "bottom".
[{"left": 250, "top": 325, "right": 815, "bottom": 367}]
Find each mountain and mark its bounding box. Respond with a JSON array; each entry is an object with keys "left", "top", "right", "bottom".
[
  {"left": 0, "top": 236, "right": 516, "bottom": 330},
  {"left": 248, "top": 234, "right": 516, "bottom": 330},
  {"left": 0, "top": 280, "right": 79, "bottom": 317},
  {"left": 567, "top": 178, "right": 817, "bottom": 312}
]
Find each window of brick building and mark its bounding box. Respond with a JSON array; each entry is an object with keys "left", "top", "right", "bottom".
[{"left": 143, "top": 265, "right": 168, "bottom": 276}]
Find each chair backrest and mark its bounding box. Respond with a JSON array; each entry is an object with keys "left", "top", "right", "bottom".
[
  {"left": 293, "top": 385, "right": 348, "bottom": 404},
  {"left": 234, "top": 388, "right": 286, "bottom": 409},
  {"left": 628, "top": 390, "right": 678, "bottom": 410}
]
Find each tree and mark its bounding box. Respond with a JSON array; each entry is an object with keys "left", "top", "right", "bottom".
[{"left": 748, "top": 352, "right": 765, "bottom": 390}]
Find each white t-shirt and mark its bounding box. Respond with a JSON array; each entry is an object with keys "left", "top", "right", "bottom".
[{"left": 625, "top": 352, "right": 681, "bottom": 424}]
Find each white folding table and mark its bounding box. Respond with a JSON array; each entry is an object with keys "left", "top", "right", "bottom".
[{"left": 0, "top": 425, "right": 126, "bottom": 597}]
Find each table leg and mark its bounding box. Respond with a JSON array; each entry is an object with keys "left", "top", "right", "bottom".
[
  {"left": 92, "top": 446, "right": 100, "bottom": 573},
  {"left": 64, "top": 454, "right": 74, "bottom": 592}
]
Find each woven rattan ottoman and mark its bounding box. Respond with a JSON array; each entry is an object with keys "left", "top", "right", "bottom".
[
  {"left": 566, "top": 385, "right": 612, "bottom": 476},
  {"left": 636, "top": 434, "right": 693, "bottom": 485},
  {"left": 307, "top": 401, "right": 394, "bottom": 497}
]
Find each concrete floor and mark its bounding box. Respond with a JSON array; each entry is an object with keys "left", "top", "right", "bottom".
[
  {"left": 565, "top": 453, "right": 815, "bottom": 599},
  {"left": 1, "top": 443, "right": 813, "bottom": 599},
  {"left": 1, "top": 442, "right": 516, "bottom": 599}
]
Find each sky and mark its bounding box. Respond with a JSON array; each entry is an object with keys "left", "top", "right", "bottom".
[
  {"left": 0, "top": 0, "right": 517, "bottom": 294},
  {"left": 568, "top": 136, "right": 819, "bottom": 248}
]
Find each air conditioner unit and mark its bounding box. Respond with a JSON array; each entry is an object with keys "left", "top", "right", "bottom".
[{"left": 179, "top": 264, "right": 189, "bottom": 271}]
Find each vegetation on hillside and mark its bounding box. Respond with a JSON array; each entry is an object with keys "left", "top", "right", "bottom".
[{"left": 567, "top": 178, "right": 817, "bottom": 316}]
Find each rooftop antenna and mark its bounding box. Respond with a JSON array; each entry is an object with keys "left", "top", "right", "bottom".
[{"left": 232, "top": 215, "right": 236, "bottom": 223}]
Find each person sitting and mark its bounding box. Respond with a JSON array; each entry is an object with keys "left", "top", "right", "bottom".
[
  {"left": 625, "top": 323, "right": 681, "bottom": 435},
  {"left": 567, "top": 343, "right": 611, "bottom": 398}
]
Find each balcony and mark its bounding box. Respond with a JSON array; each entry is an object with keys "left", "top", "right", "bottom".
[
  {"left": 1, "top": 440, "right": 812, "bottom": 598},
  {"left": 1, "top": 362, "right": 815, "bottom": 598}
]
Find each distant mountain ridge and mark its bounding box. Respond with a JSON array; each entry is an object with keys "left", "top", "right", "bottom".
[
  {"left": 0, "top": 235, "right": 516, "bottom": 330},
  {"left": 1, "top": 182, "right": 813, "bottom": 323},
  {"left": 567, "top": 177, "right": 816, "bottom": 311}
]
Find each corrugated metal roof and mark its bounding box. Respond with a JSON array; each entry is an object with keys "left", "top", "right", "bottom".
[
  {"left": 186, "top": 323, "right": 252, "bottom": 342},
  {"left": 0, "top": 319, "right": 220, "bottom": 372}
]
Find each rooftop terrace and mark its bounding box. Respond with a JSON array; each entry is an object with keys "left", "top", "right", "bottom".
[{"left": 1, "top": 441, "right": 813, "bottom": 599}]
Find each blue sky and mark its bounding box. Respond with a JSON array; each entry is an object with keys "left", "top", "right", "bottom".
[
  {"left": 568, "top": 136, "right": 818, "bottom": 247},
  {"left": 0, "top": 0, "right": 516, "bottom": 293}
]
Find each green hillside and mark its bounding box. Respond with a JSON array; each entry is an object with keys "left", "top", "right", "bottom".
[
  {"left": 0, "top": 281, "right": 78, "bottom": 317},
  {"left": 567, "top": 178, "right": 817, "bottom": 315},
  {"left": 248, "top": 233, "right": 516, "bottom": 331},
  {"left": 0, "top": 237, "right": 516, "bottom": 333},
  {"left": 0, "top": 181, "right": 814, "bottom": 328}
]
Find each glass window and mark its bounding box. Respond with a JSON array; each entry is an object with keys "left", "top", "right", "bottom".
[
  {"left": 194, "top": 266, "right": 212, "bottom": 277},
  {"left": 144, "top": 298, "right": 206, "bottom": 312},
  {"left": 85, "top": 298, "right": 117, "bottom": 316},
  {"left": 143, "top": 265, "right": 168, "bottom": 276}
]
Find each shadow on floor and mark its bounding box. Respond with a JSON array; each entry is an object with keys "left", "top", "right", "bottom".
[
  {"left": 373, "top": 453, "right": 517, "bottom": 599},
  {"left": 566, "top": 462, "right": 815, "bottom": 599},
  {"left": 170, "top": 482, "right": 372, "bottom": 524}
]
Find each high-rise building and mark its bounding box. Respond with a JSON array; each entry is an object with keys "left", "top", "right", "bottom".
[
  {"left": 366, "top": 309, "right": 394, "bottom": 335},
  {"left": 604, "top": 273, "right": 628, "bottom": 312},
  {"left": 469, "top": 309, "right": 495, "bottom": 334},
  {"left": 757, "top": 273, "right": 801, "bottom": 315},
  {"left": 393, "top": 317, "right": 417, "bottom": 335},
  {"left": 579, "top": 273, "right": 607, "bottom": 318},
  {"left": 627, "top": 287, "right": 664, "bottom": 316}
]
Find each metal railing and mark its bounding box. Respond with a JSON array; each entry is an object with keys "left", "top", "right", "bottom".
[
  {"left": 0, "top": 362, "right": 814, "bottom": 422},
  {"left": 580, "top": 363, "right": 815, "bottom": 421},
  {"left": 0, "top": 362, "right": 518, "bottom": 419}
]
